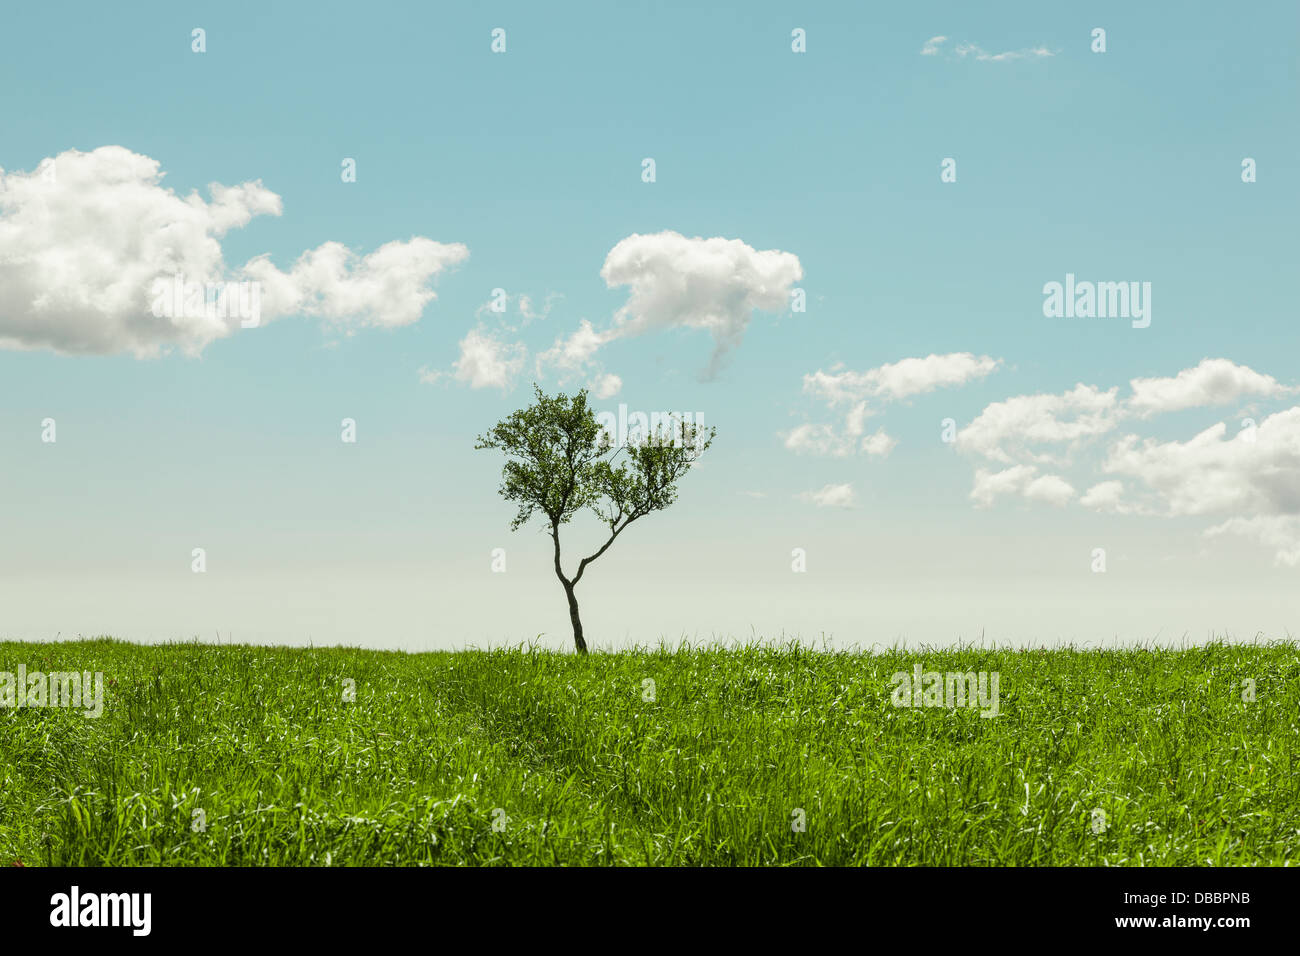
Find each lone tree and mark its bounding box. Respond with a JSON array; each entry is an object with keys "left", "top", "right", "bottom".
[{"left": 476, "top": 386, "right": 715, "bottom": 654}]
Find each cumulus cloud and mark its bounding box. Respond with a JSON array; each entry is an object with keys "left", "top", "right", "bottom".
[
  {"left": 598, "top": 231, "right": 803, "bottom": 378},
  {"left": 956, "top": 384, "right": 1121, "bottom": 465},
  {"left": 589, "top": 372, "right": 623, "bottom": 399},
  {"left": 1079, "top": 480, "right": 1136, "bottom": 514},
  {"left": 861, "top": 429, "right": 898, "bottom": 457},
  {"left": 244, "top": 237, "right": 467, "bottom": 330},
  {"left": 958, "top": 360, "right": 1289, "bottom": 471},
  {"left": 955, "top": 360, "right": 1300, "bottom": 563},
  {"left": 784, "top": 401, "right": 891, "bottom": 458},
  {"left": 970, "top": 466, "right": 1073, "bottom": 508},
  {"left": 1024, "top": 474, "right": 1076, "bottom": 507},
  {"left": 789, "top": 353, "right": 998, "bottom": 459},
  {"left": 0, "top": 146, "right": 467, "bottom": 357},
  {"left": 527, "top": 231, "right": 800, "bottom": 390},
  {"left": 1127, "top": 358, "right": 1293, "bottom": 417},
  {"left": 537, "top": 319, "right": 604, "bottom": 374},
  {"left": 422, "top": 327, "right": 525, "bottom": 390},
  {"left": 798, "top": 482, "right": 856, "bottom": 509},
  {"left": 805, "top": 353, "right": 1001, "bottom": 407},
  {"left": 970, "top": 465, "right": 1028, "bottom": 507},
  {"left": 1102, "top": 409, "right": 1300, "bottom": 519},
  {"left": 784, "top": 423, "right": 847, "bottom": 457}
]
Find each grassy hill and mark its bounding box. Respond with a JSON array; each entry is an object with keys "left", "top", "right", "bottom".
[{"left": 1, "top": 639, "right": 1296, "bottom": 865}]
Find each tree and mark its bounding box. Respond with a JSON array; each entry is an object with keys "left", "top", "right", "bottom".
[{"left": 476, "top": 386, "right": 715, "bottom": 654}]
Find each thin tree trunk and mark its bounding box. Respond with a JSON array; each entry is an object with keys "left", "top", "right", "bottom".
[
  {"left": 563, "top": 582, "right": 588, "bottom": 654},
  {"left": 551, "top": 523, "right": 588, "bottom": 655}
]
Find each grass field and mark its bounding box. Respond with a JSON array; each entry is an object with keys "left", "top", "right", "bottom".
[{"left": 0, "top": 638, "right": 1296, "bottom": 866}]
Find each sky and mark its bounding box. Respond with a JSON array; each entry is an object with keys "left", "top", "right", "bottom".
[{"left": 1, "top": 1, "right": 1297, "bottom": 650}]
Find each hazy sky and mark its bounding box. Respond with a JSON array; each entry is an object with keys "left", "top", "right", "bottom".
[{"left": 1, "top": 1, "right": 1297, "bottom": 650}]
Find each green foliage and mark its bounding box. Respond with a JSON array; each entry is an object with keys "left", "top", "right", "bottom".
[
  {"left": 475, "top": 383, "right": 714, "bottom": 546},
  {"left": 474, "top": 386, "right": 607, "bottom": 533},
  {"left": 1, "top": 638, "right": 1296, "bottom": 866}
]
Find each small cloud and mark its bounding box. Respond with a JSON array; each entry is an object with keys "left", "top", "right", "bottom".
[
  {"left": 798, "top": 482, "right": 856, "bottom": 509},
  {"left": 424, "top": 326, "right": 525, "bottom": 390},
  {"left": 476, "top": 290, "right": 563, "bottom": 329},
  {"left": 861, "top": 429, "right": 897, "bottom": 457},
  {"left": 926, "top": 37, "right": 1056, "bottom": 62},
  {"left": 537, "top": 318, "right": 605, "bottom": 376},
  {"left": 784, "top": 422, "right": 851, "bottom": 457},
  {"left": 589, "top": 372, "right": 622, "bottom": 399}
]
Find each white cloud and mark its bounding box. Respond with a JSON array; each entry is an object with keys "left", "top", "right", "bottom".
[
  {"left": 955, "top": 362, "right": 1300, "bottom": 564},
  {"left": 923, "top": 37, "right": 1055, "bottom": 62},
  {"left": 600, "top": 231, "right": 803, "bottom": 378},
  {"left": 244, "top": 237, "right": 467, "bottom": 330},
  {"left": 476, "top": 290, "right": 561, "bottom": 328},
  {"left": 1127, "top": 358, "right": 1293, "bottom": 417},
  {"left": 970, "top": 465, "right": 1037, "bottom": 507},
  {"left": 589, "top": 372, "right": 622, "bottom": 399},
  {"left": 969, "top": 465, "right": 1073, "bottom": 508},
  {"left": 804, "top": 353, "right": 1000, "bottom": 406},
  {"left": 953, "top": 41, "right": 1055, "bottom": 62},
  {"left": 1024, "top": 474, "right": 1075, "bottom": 507},
  {"left": 1080, "top": 480, "right": 1134, "bottom": 514},
  {"left": 1205, "top": 516, "right": 1300, "bottom": 567},
  {"left": 861, "top": 429, "right": 898, "bottom": 457},
  {"left": 784, "top": 402, "right": 888, "bottom": 458},
  {"left": 957, "top": 384, "right": 1120, "bottom": 464},
  {"left": 533, "top": 231, "right": 801, "bottom": 390},
  {"left": 518, "top": 292, "right": 561, "bottom": 322},
  {"left": 784, "top": 423, "right": 847, "bottom": 457},
  {"left": 798, "top": 482, "right": 856, "bottom": 509},
  {"left": 790, "top": 353, "right": 998, "bottom": 458},
  {"left": 537, "top": 318, "right": 604, "bottom": 375},
  {"left": 0, "top": 146, "right": 467, "bottom": 357},
  {"left": 430, "top": 327, "right": 526, "bottom": 390},
  {"left": 1102, "top": 408, "right": 1300, "bottom": 519}
]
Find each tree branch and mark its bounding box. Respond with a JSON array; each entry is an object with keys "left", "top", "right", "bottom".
[{"left": 572, "top": 508, "right": 647, "bottom": 586}]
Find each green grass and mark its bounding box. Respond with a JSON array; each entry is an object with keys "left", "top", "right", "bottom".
[{"left": 0, "top": 638, "right": 1296, "bottom": 865}]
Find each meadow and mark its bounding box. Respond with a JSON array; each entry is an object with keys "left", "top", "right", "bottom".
[{"left": 0, "top": 639, "right": 1296, "bottom": 866}]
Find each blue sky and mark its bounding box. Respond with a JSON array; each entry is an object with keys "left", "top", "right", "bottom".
[{"left": 1, "top": 1, "right": 1297, "bottom": 648}]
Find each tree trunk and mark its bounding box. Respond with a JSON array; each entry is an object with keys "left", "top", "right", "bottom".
[{"left": 563, "top": 582, "right": 588, "bottom": 654}]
